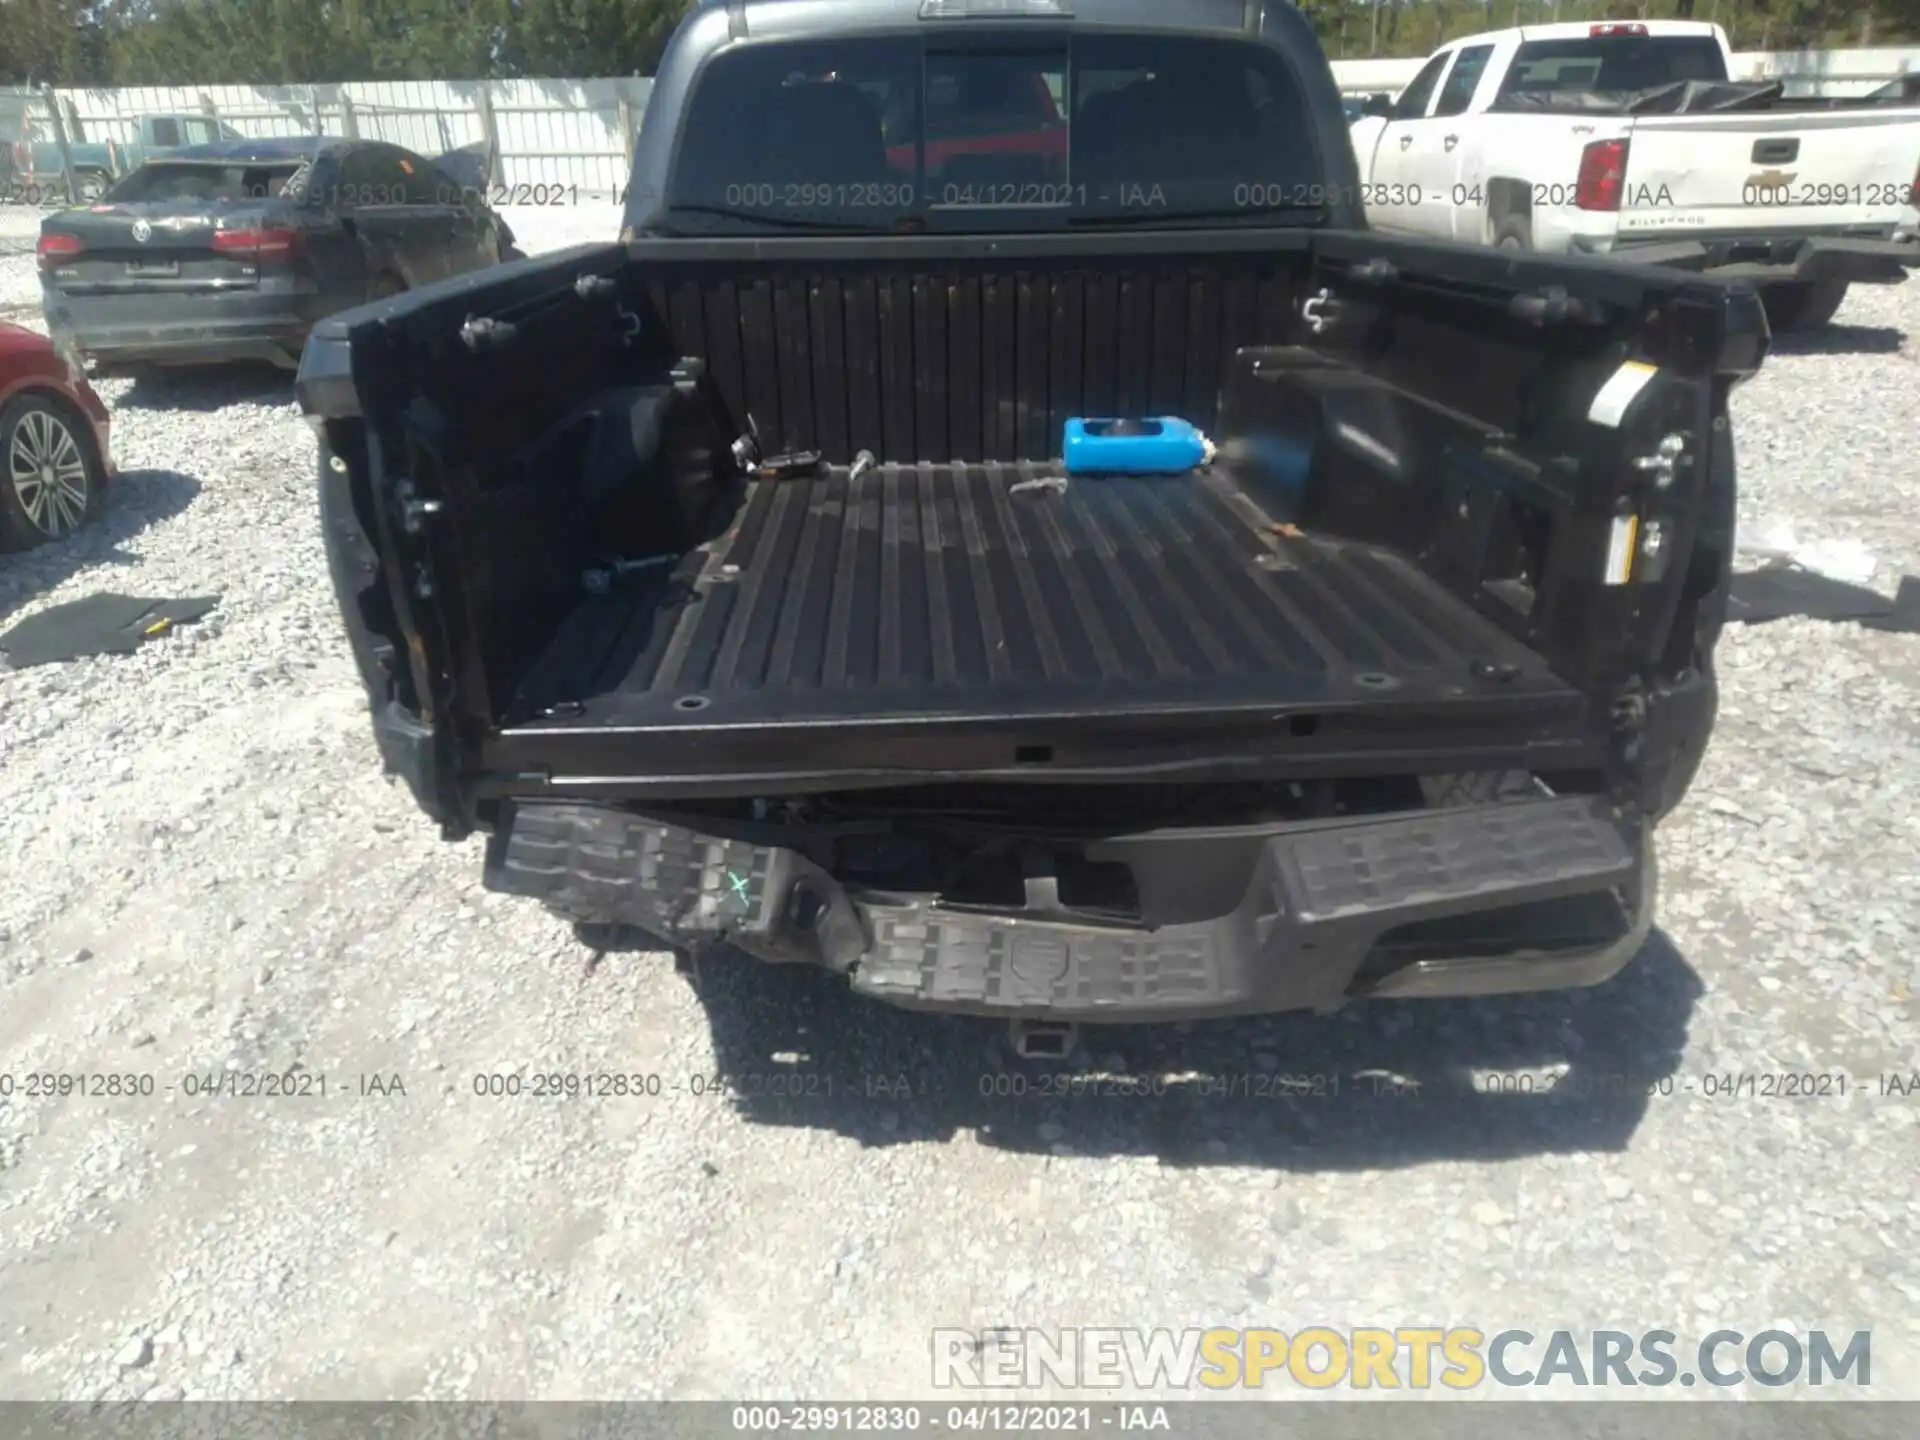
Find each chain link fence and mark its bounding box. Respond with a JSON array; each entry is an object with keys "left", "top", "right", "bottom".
[
  {"left": 3, "top": 79, "right": 651, "bottom": 210},
  {"left": 1, "top": 85, "right": 101, "bottom": 207}
]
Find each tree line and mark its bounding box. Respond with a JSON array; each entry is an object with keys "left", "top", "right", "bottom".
[
  {"left": 0, "top": 0, "right": 696, "bottom": 86},
  {"left": 4, "top": 0, "right": 1918, "bottom": 88}
]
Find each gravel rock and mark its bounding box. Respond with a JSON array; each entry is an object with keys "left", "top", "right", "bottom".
[{"left": 0, "top": 204, "right": 1916, "bottom": 1400}]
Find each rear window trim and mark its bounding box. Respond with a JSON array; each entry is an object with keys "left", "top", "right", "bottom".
[
  {"left": 1494, "top": 34, "right": 1729, "bottom": 102},
  {"left": 659, "top": 24, "right": 1336, "bottom": 234},
  {"left": 101, "top": 159, "right": 308, "bottom": 206}
]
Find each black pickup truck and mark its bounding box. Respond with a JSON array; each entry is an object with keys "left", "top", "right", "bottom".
[{"left": 298, "top": 0, "right": 1765, "bottom": 1048}]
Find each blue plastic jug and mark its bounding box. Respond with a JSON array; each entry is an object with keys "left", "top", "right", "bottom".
[{"left": 1063, "top": 417, "right": 1215, "bottom": 476}]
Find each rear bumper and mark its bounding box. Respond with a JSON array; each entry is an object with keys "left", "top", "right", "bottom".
[
  {"left": 484, "top": 796, "right": 1657, "bottom": 1023},
  {"left": 39, "top": 279, "right": 318, "bottom": 370},
  {"left": 1589, "top": 229, "right": 1920, "bottom": 286}
]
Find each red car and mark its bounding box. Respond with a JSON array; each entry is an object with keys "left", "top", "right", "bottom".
[{"left": 0, "top": 321, "right": 113, "bottom": 552}]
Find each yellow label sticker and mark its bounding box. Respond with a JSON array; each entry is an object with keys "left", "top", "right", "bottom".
[
  {"left": 1604, "top": 514, "right": 1639, "bottom": 586},
  {"left": 1588, "top": 360, "right": 1657, "bottom": 429}
]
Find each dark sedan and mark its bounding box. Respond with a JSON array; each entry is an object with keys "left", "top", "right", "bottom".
[{"left": 35, "top": 136, "right": 523, "bottom": 373}]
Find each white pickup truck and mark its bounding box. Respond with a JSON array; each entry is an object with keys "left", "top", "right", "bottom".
[{"left": 1350, "top": 19, "right": 1920, "bottom": 329}]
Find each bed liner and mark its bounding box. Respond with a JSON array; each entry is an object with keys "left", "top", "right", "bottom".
[{"left": 504, "top": 457, "right": 1578, "bottom": 736}]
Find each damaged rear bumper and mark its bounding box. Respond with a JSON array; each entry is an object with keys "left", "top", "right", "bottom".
[
  {"left": 41, "top": 280, "right": 318, "bottom": 370},
  {"left": 484, "top": 796, "right": 1656, "bottom": 1023}
]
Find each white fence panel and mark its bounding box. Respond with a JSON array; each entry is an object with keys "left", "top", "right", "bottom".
[
  {"left": 60, "top": 84, "right": 319, "bottom": 142},
  {"left": 343, "top": 82, "right": 483, "bottom": 159},
  {"left": 1, "top": 84, "right": 48, "bottom": 141},
  {"left": 489, "top": 78, "right": 648, "bottom": 196},
  {"left": 1738, "top": 45, "right": 1919, "bottom": 93},
  {"left": 42, "top": 76, "right": 656, "bottom": 197},
  {"left": 1329, "top": 57, "right": 1427, "bottom": 92}
]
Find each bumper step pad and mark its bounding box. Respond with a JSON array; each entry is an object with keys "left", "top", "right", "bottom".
[{"left": 485, "top": 796, "right": 1645, "bottom": 1020}]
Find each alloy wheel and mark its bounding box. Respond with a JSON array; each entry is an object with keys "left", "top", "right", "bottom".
[{"left": 8, "top": 407, "right": 91, "bottom": 539}]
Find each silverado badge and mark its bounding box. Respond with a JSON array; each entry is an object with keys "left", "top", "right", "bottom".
[{"left": 131, "top": 219, "right": 152, "bottom": 242}]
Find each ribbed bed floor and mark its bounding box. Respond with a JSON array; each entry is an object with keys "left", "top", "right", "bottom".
[{"left": 508, "top": 460, "right": 1573, "bottom": 729}]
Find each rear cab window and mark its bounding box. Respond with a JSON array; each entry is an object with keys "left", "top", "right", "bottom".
[
  {"left": 336, "top": 147, "right": 415, "bottom": 204},
  {"left": 1493, "top": 35, "right": 1729, "bottom": 104},
  {"left": 665, "top": 30, "right": 1326, "bottom": 232}
]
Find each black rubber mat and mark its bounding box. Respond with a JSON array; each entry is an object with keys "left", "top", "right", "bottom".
[
  {"left": 1727, "top": 568, "right": 1920, "bottom": 633},
  {"left": 0, "top": 593, "right": 219, "bottom": 668}
]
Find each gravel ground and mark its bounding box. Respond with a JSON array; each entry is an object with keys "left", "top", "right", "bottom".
[{"left": 1, "top": 198, "right": 1917, "bottom": 1405}]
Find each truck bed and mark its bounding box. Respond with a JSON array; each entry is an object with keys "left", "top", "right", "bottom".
[{"left": 504, "top": 457, "right": 1577, "bottom": 736}]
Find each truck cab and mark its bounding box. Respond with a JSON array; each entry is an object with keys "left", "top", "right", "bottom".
[
  {"left": 1352, "top": 21, "right": 1738, "bottom": 244},
  {"left": 116, "top": 114, "right": 253, "bottom": 172}
]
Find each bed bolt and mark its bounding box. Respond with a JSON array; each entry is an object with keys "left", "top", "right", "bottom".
[
  {"left": 1610, "top": 694, "right": 1647, "bottom": 731},
  {"left": 459, "top": 315, "right": 517, "bottom": 353},
  {"left": 1508, "top": 285, "right": 1586, "bottom": 325},
  {"left": 1631, "top": 433, "right": 1688, "bottom": 489},
  {"left": 401, "top": 496, "right": 441, "bottom": 535},
  {"left": 1471, "top": 660, "right": 1519, "bottom": 684}
]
